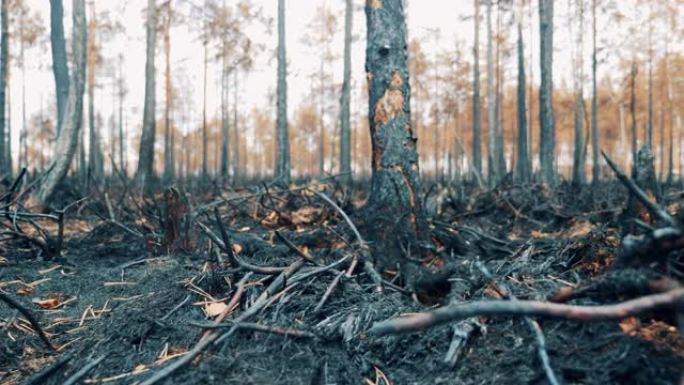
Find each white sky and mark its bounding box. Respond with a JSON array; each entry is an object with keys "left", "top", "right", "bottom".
[{"left": 11, "top": 0, "right": 684, "bottom": 167}]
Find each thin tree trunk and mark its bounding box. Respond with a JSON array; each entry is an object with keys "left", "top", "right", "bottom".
[
  {"left": 339, "top": 0, "right": 352, "bottom": 181},
  {"left": 472, "top": 0, "right": 482, "bottom": 177},
  {"left": 135, "top": 0, "right": 157, "bottom": 184},
  {"left": 201, "top": 37, "right": 208, "bottom": 180},
  {"left": 0, "top": 0, "right": 7, "bottom": 176},
  {"left": 275, "top": 0, "right": 290, "bottom": 183},
  {"left": 87, "top": 4, "right": 103, "bottom": 183},
  {"left": 318, "top": 60, "right": 325, "bottom": 176},
  {"left": 486, "top": 0, "right": 496, "bottom": 184},
  {"left": 364, "top": 0, "right": 429, "bottom": 283},
  {"left": 590, "top": 0, "right": 599, "bottom": 184},
  {"left": 571, "top": 0, "right": 585, "bottom": 185},
  {"left": 50, "top": 0, "right": 69, "bottom": 135},
  {"left": 630, "top": 61, "right": 638, "bottom": 175},
  {"left": 232, "top": 69, "right": 239, "bottom": 180},
  {"left": 219, "top": 50, "right": 229, "bottom": 179},
  {"left": 646, "top": 12, "right": 653, "bottom": 149},
  {"left": 118, "top": 57, "right": 125, "bottom": 175},
  {"left": 494, "top": 0, "right": 505, "bottom": 178},
  {"left": 163, "top": 0, "right": 174, "bottom": 183},
  {"left": 34, "top": 0, "right": 87, "bottom": 207},
  {"left": 516, "top": 21, "right": 530, "bottom": 182},
  {"left": 538, "top": 0, "right": 555, "bottom": 184}
]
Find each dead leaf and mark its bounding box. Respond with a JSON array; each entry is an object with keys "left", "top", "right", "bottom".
[
  {"left": 204, "top": 302, "right": 228, "bottom": 318},
  {"left": 619, "top": 317, "right": 640, "bottom": 335},
  {"left": 232, "top": 243, "right": 243, "bottom": 254},
  {"left": 291, "top": 206, "right": 323, "bottom": 225},
  {"left": 261, "top": 211, "right": 279, "bottom": 228},
  {"left": 16, "top": 287, "right": 33, "bottom": 295},
  {"left": 33, "top": 297, "right": 62, "bottom": 309}
]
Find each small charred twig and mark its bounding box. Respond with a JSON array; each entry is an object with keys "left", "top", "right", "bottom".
[
  {"left": 312, "top": 190, "right": 384, "bottom": 292},
  {"left": 62, "top": 355, "right": 107, "bottom": 385},
  {"left": 214, "top": 258, "right": 306, "bottom": 345},
  {"left": 602, "top": 151, "right": 677, "bottom": 227},
  {"left": 213, "top": 207, "right": 241, "bottom": 267},
  {"left": 0, "top": 291, "right": 55, "bottom": 350},
  {"left": 274, "top": 230, "right": 317, "bottom": 264},
  {"left": 198, "top": 221, "right": 287, "bottom": 274},
  {"left": 368, "top": 288, "right": 684, "bottom": 336},
  {"left": 25, "top": 350, "right": 76, "bottom": 385},
  {"left": 140, "top": 274, "right": 253, "bottom": 385},
  {"left": 189, "top": 321, "right": 316, "bottom": 339},
  {"left": 161, "top": 294, "right": 191, "bottom": 321},
  {"left": 476, "top": 262, "right": 560, "bottom": 385},
  {"left": 313, "top": 271, "right": 345, "bottom": 314}
]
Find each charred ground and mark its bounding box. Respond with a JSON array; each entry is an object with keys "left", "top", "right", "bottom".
[{"left": 1, "top": 178, "right": 683, "bottom": 385}]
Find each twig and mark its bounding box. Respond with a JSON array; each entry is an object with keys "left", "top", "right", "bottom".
[
  {"left": 161, "top": 294, "right": 191, "bottom": 321},
  {"left": 62, "top": 355, "right": 107, "bottom": 385},
  {"left": 0, "top": 291, "right": 55, "bottom": 350},
  {"left": 475, "top": 262, "right": 561, "bottom": 385},
  {"left": 214, "top": 258, "right": 306, "bottom": 345},
  {"left": 139, "top": 273, "right": 253, "bottom": 385},
  {"left": 368, "top": 288, "right": 684, "bottom": 336},
  {"left": 197, "top": 221, "right": 287, "bottom": 274},
  {"left": 312, "top": 190, "right": 384, "bottom": 292},
  {"left": 313, "top": 271, "right": 345, "bottom": 314},
  {"left": 25, "top": 350, "right": 76, "bottom": 385},
  {"left": 188, "top": 321, "right": 316, "bottom": 339},
  {"left": 602, "top": 151, "right": 677, "bottom": 227}
]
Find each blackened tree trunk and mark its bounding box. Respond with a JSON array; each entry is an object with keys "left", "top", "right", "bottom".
[
  {"left": 50, "top": 0, "right": 69, "bottom": 135},
  {"left": 471, "top": 0, "right": 482, "bottom": 177},
  {"left": 201, "top": 37, "right": 208, "bottom": 180},
  {"left": 34, "top": 0, "right": 86, "bottom": 207},
  {"left": 232, "top": 70, "right": 240, "bottom": 180},
  {"left": 135, "top": 0, "right": 157, "bottom": 184},
  {"left": 646, "top": 16, "right": 653, "bottom": 149},
  {"left": 538, "top": 0, "right": 555, "bottom": 184},
  {"left": 516, "top": 22, "right": 530, "bottom": 183},
  {"left": 364, "top": 0, "right": 429, "bottom": 283},
  {"left": 494, "top": 1, "right": 505, "bottom": 179},
  {"left": 163, "top": 0, "right": 174, "bottom": 183},
  {"left": 87, "top": 5, "right": 103, "bottom": 183},
  {"left": 630, "top": 61, "right": 638, "bottom": 175},
  {"left": 0, "top": 0, "right": 7, "bottom": 176},
  {"left": 590, "top": 0, "right": 599, "bottom": 184},
  {"left": 485, "top": 0, "right": 496, "bottom": 184},
  {"left": 275, "top": 0, "right": 290, "bottom": 183},
  {"left": 571, "top": 0, "right": 586, "bottom": 185},
  {"left": 219, "top": 50, "right": 230, "bottom": 179},
  {"left": 339, "top": 0, "right": 352, "bottom": 181}
]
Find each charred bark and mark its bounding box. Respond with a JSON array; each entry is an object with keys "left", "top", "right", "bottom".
[{"left": 364, "top": 0, "right": 430, "bottom": 286}]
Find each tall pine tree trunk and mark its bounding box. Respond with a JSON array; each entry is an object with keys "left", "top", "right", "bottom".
[
  {"left": 275, "top": 0, "right": 290, "bottom": 183},
  {"left": 339, "top": 0, "right": 352, "bottom": 181},
  {"left": 163, "top": 0, "right": 174, "bottom": 183},
  {"left": 87, "top": 4, "right": 103, "bottom": 183},
  {"left": 135, "top": 0, "right": 157, "bottom": 184},
  {"left": 485, "top": 0, "right": 496, "bottom": 184},
  {"left": 516, "top": 21, "right": 530, "bottom": 182},
  {"left": 219, "top": 50, "right": 230, "bottom": 179},
  {"left": 201, "top": 37, "right": 208, "bottom": 180},
  {"left": 34, "top": 0, "right": 87, "bottom": 208},
  {"left": 364, "top": 0, "right": 429, "bottom": 282},
  {"left": 0, "top": 0, "right": 7, "bottom": 176},
  {"left": 538, "top": 0, "right": 555, "bottom": 184},
  {"left": 571, "top": 0, "right": 585, "bottom": 185},
  {"left": 630, "top": 61, "right": 638, "bottom": 175},
  {"left": 590, "top": 0, "right": 599, "bottom": 184},
  {"left": 471, "top": 0, "right": 482, "bottom": 178},
  {"left": 50, "top": 0, "right": 69, "bottom": 135}
]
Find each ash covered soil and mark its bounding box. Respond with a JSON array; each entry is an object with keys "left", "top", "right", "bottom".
[{"left": 1, "top": 180, "right": 683, "bottom": 385}]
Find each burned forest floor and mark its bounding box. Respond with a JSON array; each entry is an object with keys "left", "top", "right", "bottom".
[{"left": 2, "top": 177, "right": 684, "bottom": 385}]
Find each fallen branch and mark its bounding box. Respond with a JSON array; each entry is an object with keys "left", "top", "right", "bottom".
[
  {"left": 312, "top": 190, "right": 384, "bottom": 292},
  {"left": 602, "top": 151, "right": 677, "bottom": 227},
  {"left": 189, "top": 321, "right": 316, "bottom": 339},
  {"left": 0, "top": 291, "right": 55, "bottom": 350},
  {"left": 368, "top": 288, "right": 684, "bottom": 336},
  {"left": 62, "top": 355, "right": 107, "bottom": 385},
  {"left": 475, "top": 262, "right": 560, "bottom": 385}
]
